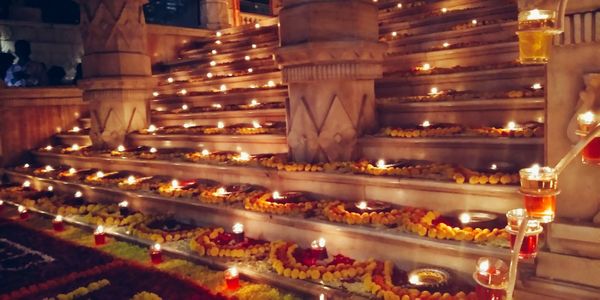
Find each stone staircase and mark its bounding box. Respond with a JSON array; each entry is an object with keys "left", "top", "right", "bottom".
[{"left": 8, "top": 1, "right": 600, "bottom": 299}]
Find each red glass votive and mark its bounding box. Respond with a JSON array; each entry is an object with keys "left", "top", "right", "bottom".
[
  {"left": 311, "top": 247, "right": 328, "bottom": 260},
  {"left": 524, "top": 194, "right": 556, "bottom": 223},
  {"left": 19, "top": 210, "right": 29, "bottom": 220},
  {"left": 94, "top": 232, "right": 106, "bottom": 245},
  {"left": 233, "top": 232, "right": 245, "bottom": 243},
  {"left": 52, "top": 220, "right": 64, "bottom": 232},
  {"left": 476, "top": 285, "right": 506, "bottom": 300},
  {"left": 582, "top": 137, "right": 600, "bottom": 165},
  {"left": 509, "top": 233, "right": 540, "bottom": 259},
  {"left": 224, "top": 267, "right": 240, "bottom": 290},
  {"left": 150, "top": 249, "right": 162, "bottom": 264}
]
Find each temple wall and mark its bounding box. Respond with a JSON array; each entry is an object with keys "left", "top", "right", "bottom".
[{"left": 0, "top": 87, "right": 86, "bottom": 166}]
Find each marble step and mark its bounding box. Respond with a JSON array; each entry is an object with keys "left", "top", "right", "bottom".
[
  {"left": 375, "top": 97, "right": 545, "bottom": 127},
  {"left": 155, "top": 58, "right": 278, "bottom": 83},
  {"left": 380, "top": 5, "right": 516, "bottom": 36},
  {"left": 151, "top": 86, "right": 288, "bottom": 109},
  {"left": 358, "top": 136, "right": 544, "bottom": 170},
  {"left": 376, "top": 65, "right": 544, "bottom": 98},
  {"left": 31, "top": 150, "right": 522, "bottom": 215},
  {"left": 151, "top": 108, "right": 286, "bottom": 127},
  {"left": 384, "top": 41, "right": 519, "bottom": 73},
  {"left": 378, "top": 0, "right": 511, "bottom": 21},
  {"left": 155, "top": 70, "right": 283, "bottom": 94},
  {"left": 380, "top": 3, "right": 515, "bottom": 34},
  {"left": 4, "top": 170, "right": 511, "bottom": 278}
]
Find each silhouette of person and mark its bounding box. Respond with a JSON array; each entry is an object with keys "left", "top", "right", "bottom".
[
  {"left": 0, "top": 52, "right": 15, "bottom": 88},
  {"left": 47, "top": 66, "right": 66, "bottom": 86},
  {"left": 4, "top": 40, "right": 47, "bottom": 87},
  {"left": 73, "top": 63, "right": 82, "bottom": 85}
]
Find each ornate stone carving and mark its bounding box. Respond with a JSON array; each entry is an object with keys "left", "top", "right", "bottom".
[
  {"left": 78, "top": 0, "right": 153, "bottom": 148},
  {"left": 278, "top": 0, "right": 384, "bottom": 163}
]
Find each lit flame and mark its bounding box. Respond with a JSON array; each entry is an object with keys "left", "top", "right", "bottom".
[
  {"left": 239, "top": 152, "right": 250, "bottom": 161},
  {"left": 201, "top": 149, "right": 210, "bottom": 156},
  {"left": 217, "top": 121, "right": 225, "bottom": 129},
  {"left": 24, "top": 163, "right": 30, "bottom": 168},
  {"left": 127, "top": 176, "right": 136, "bottom": 185},
  {"left": 312, "top": 238, "right": 326, "bottom": 248},
  {"left": 252, "top": 121, "right": 261, "bottom": 128},
  {"left": 0, "top": 200, "right": 3, "bottom": 205},
  {"left": 478, "top": 259, "right": 490, "bottom": 273},
  {"left": 75, "top": 191, "right": 83, "bottom": 198},
  {"left": 71, "top": 144, "right": 80, "bottom": 151},
  {"left": 48, "top": 186, "right": 54, "bottom": 192},
  {"left": 244, "top": 55, "right": 251, "bottom": 61},
  {"left": 248, "top": 68, "right": 253, "bottom": 73},
  {"left": 391, "top": 31, "right": 398, "bottom": 37},
  {"left": 376, "top": 159, "right": 387, "bottom": 169},
  {"left": 179, "top": 89, "right": 188, "bottom": 95},
  {"left": 152, "top": 91, "right": 159, "bottom": 97},
  {"left": 68, "top": 168, "right": 76, "bottom": 175},
  {"left": 171, "top": 179, "right": 180, "bottom": 189},
  {"left": 147, "top": 125, "right": 157, "bottom": 133},
  {"left": 272, "top": 191, "right": 282, "bottom": 200},
  {"left": 578, "top": 111, "right": 596, "bottom": 125},
  {"left": 22, "top": 181, "right": 31, "bottom": 188},
  {"left": 471, "top": 19, "right": 478, "bottom": 25},
  {"left": 44, "top": 165, "right": 54, "bottom": 172},
  {"left": 527, "top": 9, "right": 550, "bottom": 21},
  {"left": 215, "top": 40, "right": 222, "bottom": 45},
  {"left": 255, "top": 23, "right": 261, "bottom": 29},
  {"left": 71, "top": 126, "right": 80, "bottom": 133},
  {"left": 96, "top": 171, "right": 104, "bottom": 178},
  {"left": 118, "top": 200, "right": 128, "bottom": 208},
  {"left": 211, "top": 49, "right": 217, "bottom": 55},
  {"left": 183, "top": 122, "right": 195, "bottom": 129},
  {"left": 319, "top": 294, "right": 325, "bottom": 300},
  {"left": 220, "top": 84, "right": 227, "bottom": 92},
  {"left": 210, "top": 61, "right": 217, "bottom": 66},
  {"left": 266, "top": 80, "right": 276, "bottom": 88},
  {"left": 506, "top": 121, "right": 517, "bottom": 131},
  {"left": 55, "top": 215, "right": 63, "bottom": 222},
  {"left": 212, "top": 103, "right": 222, "bottom": 109},
  {"left": 149, "top": 147, "right": 157, "bottom": 153},
  {"left": 207, "top": 72, "right": 213, "bottom": 78},
  {"left": 167, "top": 77, "right": 174, "bottom": 83},
  {"left": 227, "top": 266, "right": 239, "bottom": 277},
  {"left": 397, "top": 3, "right": 402, "bottom": 8},
  {"left": 531, "top": 83, "right": 542, "bottom": 90},
  {"left": 181, "top": 104, "right": 189, "bottom": 110},
  {"left": 232, "top": 223, "right": 244, "bottom": 234},
  {"left": 216, "top": 31, "right": 222, "bottom": 37},
  {"left": 18, "top": 205, "right": 26, "bottom": 213},
  {"left": 95, "top": 225, "right": 104, "bottom": 234},
  {"left": 421, "top": 120, "right": 431, "bottom": 128},
  {"left": 429, "top": 87, "right": 439, "bottom": 95},
  {"left": 249, "top": 99, "right": 260, "bottom": 107},
  {"left": 153, "top": 243, "right": 161, "bottom": 251},
  {"left": 117, "top": 145, "right": 126, "bottom": 152},
  {"left": 356, "top": 201, "right": 368, "bottom": 210},
  {"left": 443, "top": 42, "right": 450, "bottom": 48},
  {"left": 409, "top": 274, "right": 422, "bottom": 285},
  {"left": 215, "top": 187, "right": 228, "bottom": 196},
  {"left": 441, "top": 7, "right": 448, "bottom": 13},
  {"left": 421, "top": 63, "right": 431, "bottom": 71},
  {"left": 490, "top": 164, "right": 498, "bottom": 170},
  {"left": 45, "top": 145, "right": 53, "bottom": 151},
  {"left": 529, "top": 164, "right": 541, "bottom": 177},
  {"left": 252, "top": 44, "right": 257, "bottom": 49},
  {"left": 459, "top": 212, "right": 471, "bottom": 224}
]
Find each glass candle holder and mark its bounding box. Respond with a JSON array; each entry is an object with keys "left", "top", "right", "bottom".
[
  {"left": 18, "top": 205, "right": 29, "bottom": 220},
  {"left": 150, "top": 243, "right": 163, "bottom": 264},
  {"left": 232, "top": 223, "right": 245, "bottom": 243},
  {"left": 52, "top": 215, "right": 65, "bottom": 232},
  {"left": 310, "top": 238, "right": 328, "bottom": 260},
  {"left": 519, "top": 166, "right": 559, "bottom": 223},
  {"left": 577, "top": 111, "right": 600, "bottom": 165},
  {"left": 505, "top": 219, "right": 543, "bottom": 259},
  {"left": 224, "top": 267, "right": 240, "bottom": 290},
  {"left": 517, "top": 9, "right": 559, "bottom": 64},
  {"left": 94, "top": 226, "right": 106, "bottom": 246},
  {"left": 473, "top": 257, "right": 508, "bottom": 300}
]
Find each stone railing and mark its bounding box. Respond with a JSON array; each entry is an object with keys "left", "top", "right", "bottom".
[
  {"left": 0, "top": 87, "right": 86, "bottom": 166},
  {"left": 554, "top": 10, "right": 600, "bottom": 45}
]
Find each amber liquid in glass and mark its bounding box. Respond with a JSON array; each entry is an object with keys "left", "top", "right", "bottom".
[
  {"left": 524, "top": 194, "right": 555, "bottom": 222},
  {"left": 518, "top": 31, "right": 553, "bottom": 64},
  {"left": 582, "top": 137, "right": 600, "bottom": 165},
  {"left": 476, "top": 285, "right": 506, "bottom": 300},
  {"left": 509, "top": 233, "right": 539, "bottom": 259}
]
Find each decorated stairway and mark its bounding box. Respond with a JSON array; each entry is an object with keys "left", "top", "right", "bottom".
[{"left": 3, "top": 0, "right": 600, "bottom": 299}]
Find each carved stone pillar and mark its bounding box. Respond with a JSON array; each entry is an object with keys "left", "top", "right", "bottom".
[
  {"left": 200, "top": 0, "right": 230, "bottom": 29},
  {"left": 78, "top": 0, "right": 154, "bottom": 149},
  {"left": 277, "top": 0, "right": 386, "bottom": 163}
]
